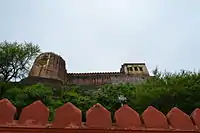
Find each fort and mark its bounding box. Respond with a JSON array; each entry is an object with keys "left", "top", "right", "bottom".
[{"left": 21, "top": 52, "right": 150, "bottom": 87}]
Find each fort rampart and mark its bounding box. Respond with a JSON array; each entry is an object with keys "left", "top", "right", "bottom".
[{"left": 24, "top": 52, "right": 150, "bottom": 86}]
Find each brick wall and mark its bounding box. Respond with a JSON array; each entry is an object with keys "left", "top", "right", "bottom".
[{"left": 0, "top": 99, "right": 200, "bottom": 133}]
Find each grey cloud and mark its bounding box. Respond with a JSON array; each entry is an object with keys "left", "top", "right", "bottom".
[{"left": 0, "top": 0, "right": 200, "bottom": 74}]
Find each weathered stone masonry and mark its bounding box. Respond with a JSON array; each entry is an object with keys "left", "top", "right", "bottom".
[{"left": 22, "top": 52, "right": 150, "bottom": 87}]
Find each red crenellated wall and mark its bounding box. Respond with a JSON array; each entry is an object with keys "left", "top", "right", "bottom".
[{"left": 0, "top": 98, "right": 200, "bottom": 133}]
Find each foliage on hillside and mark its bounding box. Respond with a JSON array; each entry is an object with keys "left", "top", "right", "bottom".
[{"left": 0, "top": 68, "right": 200, "bottom": 121}]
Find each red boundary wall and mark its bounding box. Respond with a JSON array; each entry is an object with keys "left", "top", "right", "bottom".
[{"left": 0, "top": 98, "right": 200, "bottom": 133}]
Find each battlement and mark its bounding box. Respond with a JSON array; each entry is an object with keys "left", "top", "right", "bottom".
[
  {"left": 68, "top": 72, "right": 121, "bottom": 76},
  {"left": 0, "top": 98, "right": 200, "bottom": 131}
]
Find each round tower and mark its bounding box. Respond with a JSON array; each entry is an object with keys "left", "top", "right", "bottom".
[{"left": 29, "top": 52, "right": 67, "bottom": 81}]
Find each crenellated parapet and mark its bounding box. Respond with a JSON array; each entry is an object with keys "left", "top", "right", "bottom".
[
  {"left": 68, "top": 72, "right": 121, "bottom": 76},
  {"left": 0, "top": 98, "right": 200, "bottom": 131},
  {"left": 67, "top": 72, "right": 122, "bottom": 85},
  {"left": 67, "top": 72, "right": 148, "bottom": 85}
]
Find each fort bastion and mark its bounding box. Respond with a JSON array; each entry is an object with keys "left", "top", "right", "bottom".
[{"left": 21, "top": 52, "right": 150, "bottom": 87}]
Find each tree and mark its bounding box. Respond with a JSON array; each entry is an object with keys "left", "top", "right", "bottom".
[
  {"left": 2, "top": 83, "right": 96, "bottom": 121},
  {"left": 3, "top": 83, "right": 55, "bottom": 120},
  {"left": 0, "top": 41, "right": 40, "bottom": 82},
  {"left": 92, "top": 69, "right": 200, "bottom": 116},
  {"left": 93, "top": 83, "right": 137, "bottom": 120}
]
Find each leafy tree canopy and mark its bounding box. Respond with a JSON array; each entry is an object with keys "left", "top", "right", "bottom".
[{"left": 0, "top": 41, "right": 40, "bottom": 82}]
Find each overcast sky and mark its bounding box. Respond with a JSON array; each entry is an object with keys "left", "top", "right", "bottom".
[{"left": 0, "top": 0, "right": 200, "bottom": 74}]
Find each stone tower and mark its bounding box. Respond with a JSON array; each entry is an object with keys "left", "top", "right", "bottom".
[
  {"left": 120, "top": 63, "right": 149, "bottom": 76},
  {"left": 29, "top": 52, "right": 67, "bottom": 81}
]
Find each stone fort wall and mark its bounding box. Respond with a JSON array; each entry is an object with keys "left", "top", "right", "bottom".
[
  {"left": 24, "top": 52, "right": 150, "bottom": 87},
  {"left": 67, "top": 72, "right": 148, "bottom": 85}
]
